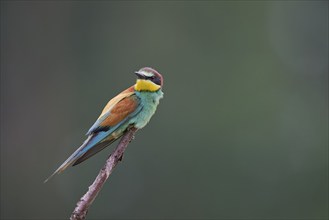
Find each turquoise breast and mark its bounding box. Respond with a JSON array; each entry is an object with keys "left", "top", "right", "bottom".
[{"left": 130, "top": 90, "right": 163, "bottom": 129}]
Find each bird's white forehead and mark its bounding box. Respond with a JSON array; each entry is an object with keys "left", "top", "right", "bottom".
[{"left": 140, "top": 71, "right": 154, "bottom": 77}]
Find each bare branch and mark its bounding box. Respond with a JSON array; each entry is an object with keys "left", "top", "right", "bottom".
[{"left": 70, "top": 127, "right": 138, "bottom": 220}]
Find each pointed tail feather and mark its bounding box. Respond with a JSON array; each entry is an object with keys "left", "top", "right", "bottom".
[
  {"left": 44, "top": 160, "right": 73, "bottom": 183},
  {"left": 44, "top": 123, "right": 132, "bottom": 183},
  {"left": 44, "top": 135, "right": 93, "bottom": 183}
]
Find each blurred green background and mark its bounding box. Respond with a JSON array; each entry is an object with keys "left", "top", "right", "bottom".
[{"left": 1, "top": 1, "right": 328, "bottom": 219}]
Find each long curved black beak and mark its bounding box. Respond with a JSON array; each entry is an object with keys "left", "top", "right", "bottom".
[{"left": 134, "top": 71, "right": 145, "bottom": 79}]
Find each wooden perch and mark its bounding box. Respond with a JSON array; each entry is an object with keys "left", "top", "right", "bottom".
[{"left": 70, "top": 127, "right": 138, "bottom": 220}]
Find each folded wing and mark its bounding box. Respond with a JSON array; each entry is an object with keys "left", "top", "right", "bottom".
[{"left": 45, "top": 86, "right": 141, "bottom": 182}]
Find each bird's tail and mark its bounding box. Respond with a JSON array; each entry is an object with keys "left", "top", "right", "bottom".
[
  {"left": 43, "top": 135, "right": 93, "bottom": 183},
  {"left": 43, "top": 161, "right": 72, "bottom": 183}
]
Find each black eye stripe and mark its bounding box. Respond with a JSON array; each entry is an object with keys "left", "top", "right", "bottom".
[
  {"left": 152, "top": 77, "right": 161, "bottom": 85},
  {"left": 136, "top": 71, "right": 162, "bottom": 86}
]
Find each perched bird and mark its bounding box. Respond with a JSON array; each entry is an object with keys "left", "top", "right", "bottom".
[{"left": 45, "top": 67, "right": 164, "bottom": 182}]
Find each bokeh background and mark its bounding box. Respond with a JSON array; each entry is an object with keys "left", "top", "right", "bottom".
[{"left": 1, "top": 1, "right": 328, "bottom": 219}]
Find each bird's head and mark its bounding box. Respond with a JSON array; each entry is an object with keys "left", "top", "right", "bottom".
[{"left": 134, "top": 67, "right": 163, "bottom": 92}]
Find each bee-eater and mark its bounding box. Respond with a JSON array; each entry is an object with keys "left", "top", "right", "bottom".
[{"left": 45, "top": 67, "right": 164, "bottom": 182}]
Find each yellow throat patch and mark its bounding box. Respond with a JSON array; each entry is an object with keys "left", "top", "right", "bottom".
[{"left": 134, "top": 79, "right": 161, "bottom": 92}]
